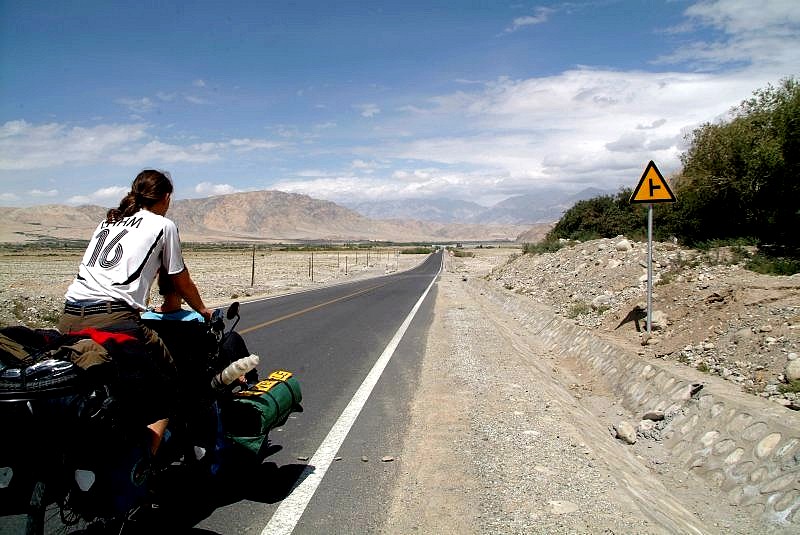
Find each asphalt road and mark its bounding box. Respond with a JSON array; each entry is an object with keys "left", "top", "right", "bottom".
[
  {"left": 194, "top": 250, "right": 443, "bottom": 534},
  {"left": 0, "top": 251, "right": 441, "bottom": 534}
]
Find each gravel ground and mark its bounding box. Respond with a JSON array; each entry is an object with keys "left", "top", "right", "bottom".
[
  {"left": 385, "top": 252, "right": 685, "bottom": 534},
  {"left": 383, "top": 247, "right": 796, "bottom": 535}
]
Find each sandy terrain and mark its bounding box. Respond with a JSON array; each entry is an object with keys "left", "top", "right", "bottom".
[{"left": 0, "top": 246, "right": 426, "bottom": 329}]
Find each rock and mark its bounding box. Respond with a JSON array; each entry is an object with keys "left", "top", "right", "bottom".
[
  {"left": 615, "top": 239, "right": 632, "bottom": 252},
  {"left": 381, "top": 456, "right": 395, "bottom": 462},
  {"left": 786, "top": 360, "right": 800, "bottom": 382},
  {"left": 676, "top": 383, "right": 704, "bottom": 400},
  {"left": 638, "top": 419, "right": 656, "bottom": 432},
  {"left": 759, "top": 325, "right": 773, "bottom": 332},
  {"left": 789, "top": 352, "right": 799, "bottom": 361},
  {"left": 591, "top": 294, "right": 612, "bottom": 310},
  {"left": 549, "top": 500, "right": 579, "bottom": 514},
  {"left": 614, "top": 421, "right": 637, "bottom": 444},
  {"left": 643, "top": 410, "right": 665, "bottom": 421},
  {"left": 651, "top": 310, "right": 668, "bottom": 330},
  {"left": 733, "top": 328, "right": 753, "bottom": 344}
]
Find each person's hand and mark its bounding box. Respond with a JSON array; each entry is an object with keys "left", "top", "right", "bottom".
[{"left": 198, "top": 307, "right": 213, "bottom": 322}]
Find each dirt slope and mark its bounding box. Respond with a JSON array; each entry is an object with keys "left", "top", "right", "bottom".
[{"left": 491, "top": 238, "right": 800, "bottom": 406}]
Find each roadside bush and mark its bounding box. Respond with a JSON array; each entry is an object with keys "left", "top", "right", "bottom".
[
  {"left": 546, "top": 189, "right": 646, "bottom": 242},
  {"left": 566, "top": 302, "right": 593, "bottom": 318},
  {"left": 523, "top": 239, "right": 565, "bottom": 255},
  {"left": 745, "top": 253, "right": 800, "bottom": 275},
  {"left": 779, "top": 380, "right": 800, "bottom": 394}
]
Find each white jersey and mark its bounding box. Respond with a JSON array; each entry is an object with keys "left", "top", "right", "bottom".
[{"left": 65, "top": 209, "right": 185, "bottom": 310}]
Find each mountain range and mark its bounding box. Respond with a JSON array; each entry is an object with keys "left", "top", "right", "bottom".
[
  {"left": 0, "top": 187, "right": 605, "bottom": 244},
  {"left": 345, "top": 187, "right": 608, "bottom": 225}
]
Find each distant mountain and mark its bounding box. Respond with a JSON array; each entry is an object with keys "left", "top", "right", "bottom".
[
  {"left": 347, "top": 187, "right": 613, "bottom": 226},
  {"left": 0, "top": 190, "right": 529, "bottom": 244},
  {"left": 474, "top": 187, "right": 610, "bottom": 224},
  {"left": 345, "top": 198, "right": 486, "bottom": 224}
]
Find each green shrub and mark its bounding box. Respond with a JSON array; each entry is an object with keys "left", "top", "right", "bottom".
[
  {"left": 567, "top": 302, "right": 592, "bottom": 318},
  {"left": 523, "top": 239, "right": 565, "bottom": 255},
  {"left": 746, "top": 254, "right": 800, "bottom": 275},
  {"left": 778, "top": 380, "right": 800, "bottom": 394}
]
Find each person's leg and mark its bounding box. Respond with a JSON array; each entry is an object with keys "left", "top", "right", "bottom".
[
  {"left": 59, "top": 309, "right": 178, "bottom": 455},
  {"left": 147, "top": 418, "right": 169, "bottom": 456}
]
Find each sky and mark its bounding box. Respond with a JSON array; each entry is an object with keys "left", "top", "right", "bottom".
[{"left": 1, "top": 0, "right": 798, "bottom": 208}]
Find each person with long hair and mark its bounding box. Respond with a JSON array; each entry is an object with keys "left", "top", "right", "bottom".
[{"left": 59, "top": 169, "right": 211, "bottom": 454}]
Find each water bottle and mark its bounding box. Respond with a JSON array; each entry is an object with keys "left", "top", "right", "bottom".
[{"left": 211, "top": 354, "right": 260, "bottom": 390}]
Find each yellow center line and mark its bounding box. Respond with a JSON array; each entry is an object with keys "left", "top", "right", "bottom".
[{"left": 239, "top": 282, "right": 389, "bottom": 334}]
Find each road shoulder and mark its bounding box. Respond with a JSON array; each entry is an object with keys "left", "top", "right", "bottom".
[{"left": 382, "top": 259, "right": 671, "bottom": 534}]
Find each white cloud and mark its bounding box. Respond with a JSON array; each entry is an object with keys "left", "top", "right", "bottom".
[
  {"left": 350, "top": 159, "right": 385, "bottom": 173},
  {"left": 504, "top": 6, "right": 554, "bottom": 33},
  {"left": 194, "top": 182, "right": 238, "bottom": 196},
  {"left": 380, "top": 66, "right": 783, "bottom": 191},
  {"left": 637, "top": 119, "right": 667, "bottom": 130},
  {"left": 228, "top": 138, "right": 283, "bottom": 151},
  {"left": 685, "top": 0, "right": 800, "bottom": 34},
  {"left": 657, "top": 0, "right": 800, "bottom": 69},
  {"left": 193, "top": 79, "right": 207, "bottom": 88},
  {"left": 29, "top": 189, "right": 59, "bottom": 198},
  {"left": 0, "top": 120, "right": 148, "bottom": 170},
  {"left": 354, "top": 103, "right": 381, "bottom": 118},
  {"left": 184, "top": 95, "right": 206, "bottom": 105},
  {"left": 67, "top": 186, "right": 128, "bottom": 206},
  {"left": 273, "top": 167, "right": 531, "bottom": 206},
  {"left": 116, "top": 97, "right": 155, "bottom": 114},
  {"left": 0, "top": 120, "right": 281, "bottom": 170}
]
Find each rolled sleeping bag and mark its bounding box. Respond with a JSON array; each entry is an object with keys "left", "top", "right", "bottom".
[{"left": 223, "top": 370, "right": 302, "bottom": 455}]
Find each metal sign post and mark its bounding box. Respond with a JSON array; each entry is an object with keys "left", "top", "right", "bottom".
[
  {"left": 646, "top": 203, "right": 653, "bottom": 334},
  {"left": 630, "top": 161, "right": 677, "bottom": 338}
]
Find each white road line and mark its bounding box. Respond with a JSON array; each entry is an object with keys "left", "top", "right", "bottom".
[{"left": 262, "top": 253, "right": 442, "bottom": 535}]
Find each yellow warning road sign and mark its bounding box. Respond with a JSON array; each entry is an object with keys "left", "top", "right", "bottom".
[{"left": 630, "top": 161, "right": 676, "bottom": 203}]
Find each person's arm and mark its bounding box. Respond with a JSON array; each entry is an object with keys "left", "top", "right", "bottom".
[{"left": 170, "top": 268, "right": 212, "bottom": 321}]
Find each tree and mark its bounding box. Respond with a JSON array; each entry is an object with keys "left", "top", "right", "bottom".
[
  {"left": 547, "top": 189, "right": 646, "bottom": 241},
  {"left": 675, "top": 77, "right": 800, "bottom": 248}
]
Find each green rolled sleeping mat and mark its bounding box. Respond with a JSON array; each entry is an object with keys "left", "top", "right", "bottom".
[{"left": 223, "top": 370, "right": 302, "bottom": 455}]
